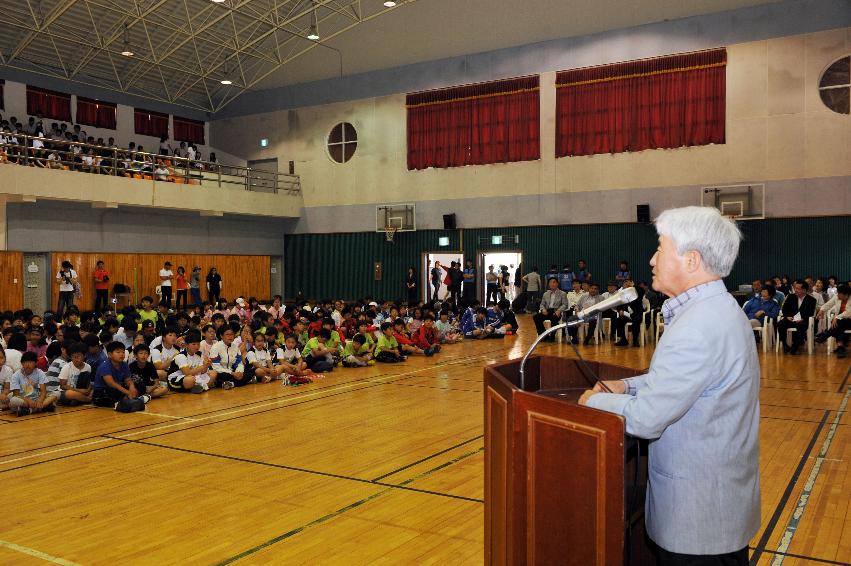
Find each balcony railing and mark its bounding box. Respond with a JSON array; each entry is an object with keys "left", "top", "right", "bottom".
[{"left": 0, "top": 130, "right": 300, "bottom": 195}]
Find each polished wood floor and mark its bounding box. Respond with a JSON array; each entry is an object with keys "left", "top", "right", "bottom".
[{"left": 0, "top": 315, "right": 848, "bottom": 565}]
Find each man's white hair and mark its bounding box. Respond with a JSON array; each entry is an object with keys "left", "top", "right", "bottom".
[{"left": 655, "top": 206, "right": 742, "bottom": 277}]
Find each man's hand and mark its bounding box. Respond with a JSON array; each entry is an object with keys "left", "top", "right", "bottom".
[
  {"left": 831, "top": 318, "right": 839, "bottom": 329},
  {"left": 593, "top": 380, "right": 627, "bottom": 394},
  {"left": 755, "top": 310, "right": 764, "bottom": 318},
  {"left": 578, "top": 390, "right": 597, "bottom": 406},
  {"left": 816, "top": 310, "right": 824, "bottom": 320}
]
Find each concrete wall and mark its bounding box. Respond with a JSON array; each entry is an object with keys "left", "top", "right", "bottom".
[
  {"left": 211, "top": 7, "right": 851, "bottom": 233},
  {"left": 0, "top": 165, "right": 303, "bottom": 219}
]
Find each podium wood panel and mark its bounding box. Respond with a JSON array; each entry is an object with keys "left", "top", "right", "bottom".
[{"left": 485, "top": 355, "right": 646, "bottom": 566}]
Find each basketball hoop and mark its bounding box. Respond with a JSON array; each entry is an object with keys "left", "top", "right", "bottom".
[{"left": 384, "top": 226, "right": 398, "bottom": 243}]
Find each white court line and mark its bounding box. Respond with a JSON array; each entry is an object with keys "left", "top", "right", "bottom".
[
  {"left": 770, "top": 384, "right": 851, "bottom": 565},
  {"left": 114, "top": 352, "right": 494, "bottom": 440},
  {"left": 0, "top": 539, "right": 81, "bottom": 565},
  {"left": 0, "top": 351, "right": 493, "bottom": 465},
  {"left": 0, "top": 438, "right": 115, "bottom": 466},
  {"left": 138, "top": 410, "right": 198, "bottom": 421}
]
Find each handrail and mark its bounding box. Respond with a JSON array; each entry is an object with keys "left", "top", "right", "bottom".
[{"left": 0, "top": 129, "right": 300, "bottom": 194}]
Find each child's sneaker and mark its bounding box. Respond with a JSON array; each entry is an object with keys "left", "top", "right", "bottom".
[
  {"left": 141, "top": 394, "right": 152, "bottom": 404},
  {"left": 221, "top": 381, "right": 235, "bottom": 390},
  {"left": 16, "top": 407, "right": 31, "bottom": 417},
  {"left": 367, "top": 359, "right": 376, "bottom": 366},
  {"left": 42, "top": 404, "right": 56, "bottom": 412},
  {"left": 191, "top": 384, "right": 205, "bottom": 394}
]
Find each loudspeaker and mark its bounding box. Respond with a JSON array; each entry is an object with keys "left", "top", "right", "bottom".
[
  {"left": 443, "top": 213, "right": 457, "bottom": 230},
  {"left": 636, "top": 204, "right": 650, "bottom": 224}
]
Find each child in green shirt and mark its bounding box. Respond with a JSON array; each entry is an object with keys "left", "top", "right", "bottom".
[
  {"left": 375, "top": 322, "right": 405, "bottom": 363},
  {"left": 342, "top": 334, "right": 376, "bottom": 367}
]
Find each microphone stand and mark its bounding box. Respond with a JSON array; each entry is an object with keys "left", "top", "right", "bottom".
[{"left": 519, "top": 314, "right": 612, "bottom": 393}]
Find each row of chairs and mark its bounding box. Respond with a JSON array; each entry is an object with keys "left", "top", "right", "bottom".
[{"left": 746, "top": 313, "right": 847, "bottom": 356}]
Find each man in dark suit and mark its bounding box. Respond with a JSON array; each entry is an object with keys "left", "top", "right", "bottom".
[
  {"left": 777, "top": 280, "right": 817, "bottom": 354},
  {"left": 615, "top": 279, "right": 646, "bottom": 347}
]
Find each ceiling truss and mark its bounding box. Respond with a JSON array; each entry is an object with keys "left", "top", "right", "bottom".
[{"left": 0, "top": 0, "right": 415, "bottom": 113}]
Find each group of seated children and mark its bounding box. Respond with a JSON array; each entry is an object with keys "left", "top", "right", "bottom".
[{"left": 0, "top": 295, "right": 519, "bottom": 415}]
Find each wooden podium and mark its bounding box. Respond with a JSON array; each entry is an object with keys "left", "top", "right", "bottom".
[{"left": 484, "top": 355, "right": 654, "bottom": 566}]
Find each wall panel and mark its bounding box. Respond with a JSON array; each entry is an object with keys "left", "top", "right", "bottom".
[
  {"left": 0, "top": 251, "right": 24, "bottom": 311},
  {"left": 49, "top": 253, "right": 270, "bottom": 310},
  {"left": 283, "top": 216, "right": 851, "bottom": 300}
]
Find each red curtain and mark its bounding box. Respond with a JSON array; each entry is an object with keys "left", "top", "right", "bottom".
[
  {"left": 173, "top": 116, "right": 205, "bottom": 144},
  {"left": 407, "top": 76, "right": 540, "bottom": 170},
  {"left": 555, "top": 49, "right": 726, "bottom": 157},
  {"left": 76, "top": 97, "right": 117, "bottom": 129},
  {"left": 134, "top": 108, "right": 169, "bottom": 138},
  {"left": 26, "top": 86, "right": 72, "bottom": 122}
]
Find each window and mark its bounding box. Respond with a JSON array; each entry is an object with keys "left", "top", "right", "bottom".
[
  {"left": 76, "top": 97, "right": 117, "bottom": 129},
  {"left": 819, "top": 56, "right": 850, "bottom": 114},
  {"left": 134, "top": 108, "right": 169, "bottom": 137},
  {"left": 174, "top": 116, "right": 205, "bottom": 144},
  {"left": 26, "top": 86, "right": 72, "bottom": 121},
  {"left": 327, "top": 122, "right": 357, "bottom": 163}
]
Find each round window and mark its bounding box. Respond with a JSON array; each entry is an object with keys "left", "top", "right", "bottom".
[
  {"left": 327, "top": 122, "right": 357, "bottom": 163},
  {"left": 818, "top": 56, "right": 850, "bottom": 114}
]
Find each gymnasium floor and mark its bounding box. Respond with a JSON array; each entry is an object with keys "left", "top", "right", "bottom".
[{"left": 0, "top": 316, "right": 848, "bottom": 566}]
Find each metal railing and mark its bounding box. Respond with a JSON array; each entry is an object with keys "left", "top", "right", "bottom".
[{"left": 0, "top": 130, "right": 301, "bottom": 195}]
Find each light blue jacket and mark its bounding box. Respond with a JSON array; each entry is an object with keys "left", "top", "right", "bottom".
[{"left": 587, "top": 280, "right": 760, "bottom": 554}]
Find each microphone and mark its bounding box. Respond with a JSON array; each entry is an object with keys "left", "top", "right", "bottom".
[{"left": 574, "top": 286, "right": 638, "bottom": 320}]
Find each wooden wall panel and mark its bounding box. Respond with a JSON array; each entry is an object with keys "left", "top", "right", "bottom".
[
  {"left": 50, "top": 253, "right": 270, "bottom": 310},
  {"left": 0, "top": 251, "right": 23, "bottom": 311}
]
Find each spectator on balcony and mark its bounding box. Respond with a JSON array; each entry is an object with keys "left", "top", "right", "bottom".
[
  {"left": 46, "top": 149, "right": 62, "bottom": 169},
  {"left": 24, "top": 116, "right": 37, "bottom": 135},
  {"left": 153, "top": 159, "right": 170, "bottom": 182}
]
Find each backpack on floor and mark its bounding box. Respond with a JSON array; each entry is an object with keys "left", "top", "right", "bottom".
[{"left": 115, "top": 397, "right": 146, "bottom": 413}]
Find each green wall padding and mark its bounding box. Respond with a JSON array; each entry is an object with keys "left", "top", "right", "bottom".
[{"left": 283, "top": 216, "right": 851, "bottom": 300}]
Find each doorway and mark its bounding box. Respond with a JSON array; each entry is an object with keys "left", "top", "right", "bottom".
[
  {"left": 22, "top": 253, "right": 50, "bottom": 314},
  {"left": 423, "top": 252, "right": 463, "bottom": 303},
  {"left": 479, "top": 251, "right": 522, "bottom": 305}
]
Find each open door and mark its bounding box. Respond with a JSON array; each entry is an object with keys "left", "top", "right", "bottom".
[
  {"left": 479, "top": 251, "right": 522, "bottom": 305},
  {"left": 423, "top": 251, "right": 463, "bottom": 303}
]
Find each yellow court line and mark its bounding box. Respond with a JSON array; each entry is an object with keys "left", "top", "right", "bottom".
[{"left": 0, "top": 539, "right": 81, "bottom": 566}]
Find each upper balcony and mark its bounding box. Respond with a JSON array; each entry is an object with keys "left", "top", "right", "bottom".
[{"left": 0, "top": 132, "right": 303, "bottom": 218}]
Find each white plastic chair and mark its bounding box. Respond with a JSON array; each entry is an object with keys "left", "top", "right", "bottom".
[
  {"left": 655, "top": 311, "right": 665, "bottom": 343},
  {"left": 753, "top": 317, "right": 773, "bottom": 353},
  {"left": 625, "top": 301, "right": 651, "bottom": 347},
  {"left": 824, "top": 312, "right": 851, "bottom": 355},
  {"left": 775, "top": 316, "right": 814, "bottom": 354},
  {"left": 577, "top": 318, "right": 602, "bottom": 345}
]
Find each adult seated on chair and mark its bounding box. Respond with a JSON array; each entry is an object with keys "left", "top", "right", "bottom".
[
  {"left": 533, "top": 277, "right": 568, "bottom": 340},
  {"left": 776, "top": 280, "right": 817, "bottom": 355},
  {"left": 815, "top": 284, "right": 851, "bottom": 358},
  {"left": 743, "top": 284, "right": 780, "bottom": 339},
  {"left": 614, "top": 279, "right": 645, "bottom": 347},
  {"left": 569, "top": 283, "right": 604, "bottom": 345}
]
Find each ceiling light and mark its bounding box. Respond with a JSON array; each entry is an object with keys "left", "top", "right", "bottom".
[
  {"left": 120, "top": 24, "right": 134, "bottom": 57},
  {"left": 220, "top": 79, "right": 232, "bottom": 85},
  {"left": 383, "top": 1, "right": 397, "bottom": 6},
  {"left": 307, "top": 23, "right": 319, "bottom": 40},
  {"left": 211, "top": 0, "right": 226, "bottom": 3}
]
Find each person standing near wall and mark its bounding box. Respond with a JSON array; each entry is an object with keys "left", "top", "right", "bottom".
[
  {"left": 522, "top": 266, "right": 542, "bottom": 314},
  {"left": 206, "top": 267, "right": 223, "bottom": 304},
  {"left": 189, "top": 266, "right": 202, "bottom": 306},
  {"left": 57, "top": 261, "right": 78, "bottom": 318},
  {"left": 93, "top": 260, "right": 110, "bottom": 313},
  {"left": 175, "top": 266, "right": 189, "bottom": 311},
  {"left": 159, "top": 261, "right": 174, "bottom": 309},
  {"left": 406, "top": 267, "right": 418, "bottom": 305},
  {"left": 462, "top": 260, "right": 476, "bottom": 305}
]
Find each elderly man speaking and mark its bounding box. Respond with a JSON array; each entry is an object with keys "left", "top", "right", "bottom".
[{"left": 579, "top": 206, "right": 760, "bottom": 566}]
